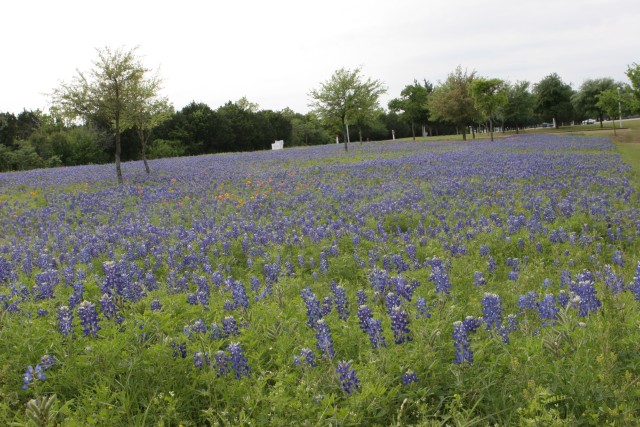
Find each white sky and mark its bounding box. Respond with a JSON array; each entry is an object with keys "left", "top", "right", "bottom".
[{"left": 2, "top": 0, "right": 639, "bottom": 115}]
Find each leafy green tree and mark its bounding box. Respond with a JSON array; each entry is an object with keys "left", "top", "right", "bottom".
[
  {"left": 533, "top": 73, "right": 574, "bottom": 128},
  {"left": 130, "top": 77, "right": 172, "bottom": 173},
  {"left": 388, "top": 80, "right": 432, "bottom": 140},
  {"left": 52, "top": 46, "right": 163, "bottom": 183},
  {"left": 626, "top": 63, "right": 640, "bottom": 113},
  {"left": 0, "top": 112, "right": 17, "bottom": 147},
  {"left": 499, "top": 81, "right": 535, "bottom": 133},
  {"left": 595, "top": 88, "right": 623, "bottom": 136},
  {"left": 571, "top": 78, "right": 617, "bottom": 127},
  {"left": 428, "top": 66, "right": 479, "bottom": 141},
  {"left": 283, "top": 110, "right": 332, "bottom": 146},
  {"left": 308, "top": 67, "right": 386, "bottom": 151},
  {"left": 469, "top": 78, "right": 508, "bottom": 141}
]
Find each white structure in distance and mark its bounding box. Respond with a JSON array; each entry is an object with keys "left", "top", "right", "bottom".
[{"left": 272, "top": 140, "right": 284, "bottom": 150}]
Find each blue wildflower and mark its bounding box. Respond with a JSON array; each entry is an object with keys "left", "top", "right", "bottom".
[
  {"left": 228, "top": 342, "right": 251, "bottom": 379},
  {"left": 336, "top": 360, "right": 360, "bottom": 394},
  {"left": 293, "top": 347, "right": 317, "bottom": 370},
  {"left": 315, "top": 319, "right": 335, "bottom": 358},
  {"left": 332, "top": 284, "right": 349, "bottom": 321},
  {"left": 390, "top": 306, "right": 412, "bottom": 344},
  {"left": 481, "top": 293, "right": 503, "bottom": 331},
  {"left": 301, "top": 287, "right": 323, "bottom": 327},
  {"left": 414, "top": 297, "right": 431, "bottom": 319},
  {"left": 57, "top": 305, "right": 74, "bottom": 338},
  {"left": 150, "top": 299, "right": 162, "bottom": 311},
  {"left": 77, "top": 300, "right": 100, "bottom": 338},
  {"left": 213, "top": 350, "right": 230, "bottom": 377},
  {"left": 222, "top": 316, "right": 240, "bottom": 337},
  {"left": 402, "top": 369, "right": 419, "bottom": 385}
]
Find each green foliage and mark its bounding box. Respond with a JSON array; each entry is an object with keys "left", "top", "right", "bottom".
[
  {"left": 571, "top": 78, "right": 617, "bottom": 126},
  {"left": 533, "top": 73, "right": 575, "bottom": 128},
  {"left": 469, "top": 78, "right": 508, "bottom": 141},
  {"left": 427, "top": 66, "right": 480, "bottom": 141},
  {"left": 388, "top": 79, "right": 433, "bottom": 140},
  {"left": 147, "top": 139, "right": 186, "bottom": 159},
  {"left": 625, "top": 62, "right": 640, "bottom": 113},
  {"left": 51, "top": 46, "right": 164, "bottom": 183},
  {"left": 308, "top": 67, "right": 386, "bottom": 149},
  {"left": 499, "top": 81, "right": 535, "bottom": 133}
]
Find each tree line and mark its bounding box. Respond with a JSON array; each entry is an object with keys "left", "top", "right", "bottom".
[{"left": 1, "top": 46, "right": 639, "bottom": 176}]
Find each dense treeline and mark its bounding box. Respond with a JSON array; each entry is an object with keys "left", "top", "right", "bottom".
[{"left": 1, "top": 58, "right": 639, "bottom": 173}]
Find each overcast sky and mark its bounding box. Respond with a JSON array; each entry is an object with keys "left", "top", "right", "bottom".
[{"left": 2, "top": 0, "right": 639, "bottom": 115}]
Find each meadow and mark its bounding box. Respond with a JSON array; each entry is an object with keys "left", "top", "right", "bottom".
[{"left": 1, "top": 133, "right": 640, "bottom": 426}]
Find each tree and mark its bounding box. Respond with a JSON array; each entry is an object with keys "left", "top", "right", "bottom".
[
  {"left": 428, "top": 66, "right": 479, "bottom": 141},
  {"left": 52, "top": 46, "right": 163, "bottom": 183},
  {"left": 469, "top": 78, "right": 507, "bottom": 141},
  {"left": 130, "top": 76, "right": 172, "bottom": 173},
  {"left": 308, "top": 67, "right": 386, "bottom": 151},
  {"left": 626, "top": 63, "right": 640, "bottom": 113},
  {"left": 571, "top": 78, "right": 617, "bottom": 127},
  {"left": 533, "top": 73, "right": 574, "bottom": 128},
  {"left": 388, "top": 80, "right": 432, "bottom": 140},
  {"left": 499, "top": 81, "right": 535, "bottom": 133},
  {"left": 595, "top": 88, "right": 622, "bottom": 136}
]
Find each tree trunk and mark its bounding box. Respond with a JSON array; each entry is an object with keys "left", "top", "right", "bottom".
[
  {"left": 599, "top": 113, "right": 604, "bottom": 128},
  {"left": 344, "top": 121, "right": 349, "bottom": 152},
  {"left": 115, "top": 116, "right": 123, "bottom": 184},
  {"left": 358, "top": 127, "right": 362, "bottom": 143},
  {"left": 411, "top": 121, "right": 415, "bottom": 141},
  {"left": 139, "top": 127, "right": 151, "bottom": 174},
  {"left": 612, "top": 116, "right": 617, "bottom": 136},
  {"left": 462, "top": 125, "right": 467, "bottom": 141},
  {"left": 515, "top": 122, "right": 520, "bottom": 134},
  {"left": 489, "top": 117, "right": 494, "bottom": 141}
]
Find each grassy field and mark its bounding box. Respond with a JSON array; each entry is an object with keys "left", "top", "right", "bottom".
[{"left": 1, "top": 132, "right": 640, "bottom": 426}]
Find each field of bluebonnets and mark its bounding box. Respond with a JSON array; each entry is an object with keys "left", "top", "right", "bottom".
[{"left": 1, "top": 134, "right": 640, "bottom": 426}]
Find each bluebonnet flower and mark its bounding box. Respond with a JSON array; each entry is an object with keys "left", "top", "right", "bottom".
[
  {"left": 33, "top": 269, "right": 59, "bottom": 301},
  {"left": 39, "top": 355, "right": 56, "bottom": 370},
  {"left": 293, "top": 348, "right": 317, "bottom": 370},
  {"left": 37, "top": 309, "right": 48, "bottom": 318},
  {"left": 452, "top": 321, "right": 473, "bottom": 364},
  {"left": 405, "top": 244, "right": 417, "bottom": 261},
  {"left": 78, "top": 300, "right": 100, "bottom": 338},
  {"left": 560, "top": 269, "right": 572, "bottom": 287},
  {"left": 558, "top": 290, "right": 570, "bottom": 308},
  {"left": 213, "top": 350, "right": 230, "bottom": 377},
  {"left": 319, "top": 256, "right": 329, "bottom": 274},
  {"left": 508, "top": 270, "right": 519, "bottom": 282},
  {"left": 228, "top": 342, "right": 251, "bottom": 379},
  {"left": 517, "top": 291, "right": 539, "bottom": 311},
  {"left": 391, "top": 254, "right": 410, "bottom": 273},
  {"left": 230, "top": 280, "right": 249, "bottom": 309},
  {"left": 542, "top": 278, "right": 553, "bottom": 288},
  {"left": 570, "top": 273, "right": 602, "bottom": 317},
  {"left": 602, "top": 264, "right": 624, "bottom": 294},
  {"left": 22, "top": 366, "right": 35, "bottom": 390},
  {"left": 612, "top": 250, "right": 624, "bottom": 268},
  {"left": 68, "top": 283, "right": 84, "bottom": 309},
  {"left": 332, "top": 283, "right": 349, "bottom": 321},
  {"left": 195, "top": 275, "right": 210, "bottom": 308},
  {"left": 263, "top": 263, "right": 280, "bottom": 284},
  {"left": 301, "top": 287, "right": 323, "bottom": 327},
  {"left": 415, "top": 297, "right": 430, "bottom": 319},
  {"left": 171, "top": 342, "right": 187, "bottom": 359},
  {"left": 191, "top": 319, "right": 207, "bottom": 334},
  {"left": 535, "top": 242, "right": 544, "bottom": 253},
  {"left": 336, "top": 360, "right": 360, "bottom": 394},
  {"left": 250, "top": 276, "right": 261, "bottom": 293},
  {"left": 209, "top": 322, "right": 224, "bottom": 340},
  {"left": 479, "top": 245, "right": 491, "bottom": 257},
  {"left": 538, "top": 294, "right": 559, "bottom": 326},
  {"left": 356, "top": 289, "right": 367, "bottom": 305},
  {"left": 57, "top": 305, "right": 74, "bottom": 338},
  {"left": 222, "top": 316, "right": 240, "bottom": 337},
  {"left": 369, "top": 268, "right": 390, "bottom": 295},
  {"left": 315, "top": 319, "right": 335, "bottom": 358},
  {"left": 499, "top": 314, "right": 518, "bottom": 344},
  {"left": 487, "top": 256, "right": 496, "bottom": 274},
  {"left": 321, "top": 296, "right": 333, "bottom": 317},
  {"left": 193, "top": 351, "right": 210, "bottom": 369},
  {"left": 473, "top": 271, "right": 486, "bottom": 286},
  {"left": 629, "top": 261, "right": 640, "bottom": 303},
  {"left": 402, "top": 370, "right": 419, "bottom": 385},
  {"left": 390, "top": 306, "right": 412, "bottom": 344},
  {"left": 187, "top": 294, "right": 198, "bottom": 305},
  {"left": 150, "top": 299, "right": 162, "bottom": 311},
  {"left": 482, "top": 293, "right": 503, "bottom": 331},
  {"left": 430, "top": 265, "right": 451, "bottom": 294},
  {"left": 385, "top": 292, "right": 401, "bottom": 314}
]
